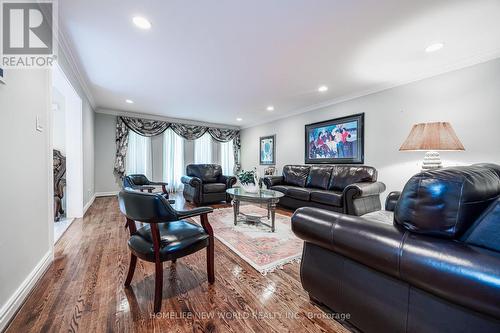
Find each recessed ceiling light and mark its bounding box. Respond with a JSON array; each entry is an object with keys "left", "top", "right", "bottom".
[
  {"left": 236, "top": 118, "right": 243, "bottom": 122},
  {"left": 125, "top": 99, "right": 134, "bottom": 104},
  {"left": 425, "top": 42, "right": 444, "bottom": 53},
  {"left": 266, "top": 106, "right": 275, "bottom": 111},
  {"left": 132, "top": 16, "right": 152, "bottom": 30},
  {"left": 318, "top": 85, "right": 328, "bottom": 93}
]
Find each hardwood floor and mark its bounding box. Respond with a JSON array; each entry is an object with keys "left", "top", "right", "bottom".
[{"left": 6, "top": 194, "right": 350, "bottom": 333}]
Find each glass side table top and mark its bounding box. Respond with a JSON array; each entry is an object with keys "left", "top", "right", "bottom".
[{"left": 226, "top": 187, "right": 284, "bottom": 200}]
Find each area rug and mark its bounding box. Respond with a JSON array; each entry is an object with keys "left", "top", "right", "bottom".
[{"left": 192, "top": 205, "right": 303, "bottom": 274}]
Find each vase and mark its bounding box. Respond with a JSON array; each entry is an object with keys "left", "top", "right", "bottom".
[{"left": 240, "top": 183, "right": 259, "bottom": 193}]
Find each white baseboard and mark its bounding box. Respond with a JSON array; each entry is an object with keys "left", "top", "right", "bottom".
[
  {"left": 95, "top": 191, "right": 119, "bottom": 198},
  {"left": 83, "top": 193, "right": 96, "bottom": 215},
  {"left": 0, "top": 250, "right": 53, "bottom": 332}
]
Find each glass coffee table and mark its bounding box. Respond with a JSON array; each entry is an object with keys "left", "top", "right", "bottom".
[{"left": 226, "top": 188, "right": 284, "bottom": 232}]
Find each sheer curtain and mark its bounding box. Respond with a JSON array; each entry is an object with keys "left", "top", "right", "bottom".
[
  {"left": 163, "top": 128, "right": 185, "bottom": 192},
  {"left": 126, "top": 131, "right": 152, "bottom": 178},
  {"left": 194, "top": 132, "right": 213, "bottom": 164},
  {"left": 220, "top": 139, "right": 235, "bottom": 175}
]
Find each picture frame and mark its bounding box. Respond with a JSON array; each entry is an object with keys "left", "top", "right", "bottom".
[
  {"left": 305, "top": 113, "right": 364, "bottom": 164},
  {"left": 259, "top": 134, "right": 276, "bottom": 165},
  {"left": 0, "top": 67, "right": 5, "bottom": 84}
]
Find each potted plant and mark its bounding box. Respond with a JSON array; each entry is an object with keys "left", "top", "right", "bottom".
[{"left": 237, "top": 168, "right": 260, "bottom": 193}]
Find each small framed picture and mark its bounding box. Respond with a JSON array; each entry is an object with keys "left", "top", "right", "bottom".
[
  {"left": 259, "top": 135, "right": 276, "bottom": 165},
  {"left": 0, "top": 67, "right": 5, "bottom": 84}
]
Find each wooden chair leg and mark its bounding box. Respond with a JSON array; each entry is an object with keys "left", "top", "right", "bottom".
[
  {"left": 172, "top": 259, "right": 177, "bottom": 264},
  {"left": 125, "top": 254, "right": 137, "bottom": 287},
  {"left": 207, "top": 239, "right": 215, "bottom": 284},
  {"left": 154, "top": 261, "right": 163, "bottom": 313}
]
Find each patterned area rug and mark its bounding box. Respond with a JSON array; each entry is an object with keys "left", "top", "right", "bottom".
[{"left": 193, "top": 205, "right": 303, "bottom": 274}]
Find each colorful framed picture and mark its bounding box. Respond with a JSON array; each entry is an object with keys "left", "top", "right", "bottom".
[
  {"left": 0, "top": 67, "right": 5, "bottom": 84},
  {"left": 305, "top": 113, "right": 364, "bottom": 164},
  {"left": 259, "top": 135, "right": 276, "bottom": 165}
]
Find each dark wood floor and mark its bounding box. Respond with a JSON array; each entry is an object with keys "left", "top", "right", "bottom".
[{"left": 6, "top": 193, "right": 349, "bottom": 333}]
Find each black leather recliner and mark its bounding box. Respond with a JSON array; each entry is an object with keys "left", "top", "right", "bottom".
[
  {"left": 181, "top": 164, "right": 237, "bottom": 205},
  {"left": 263, "top": 165, "right": 386, "bottom": 216},
  {"left": 123, "top": 174, "right": 174, "bottom": 204},
  {"left": 291, "top": 163, "right": 500, "bottom": 333}
]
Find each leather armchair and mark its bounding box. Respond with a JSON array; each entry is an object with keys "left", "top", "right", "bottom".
[
  {"left": 118, "top": 189, "right": 215, "bottom": 313},
  {"left": 181, "top": 164, "right": 237, "bottom": 205},
  {"left": 291, "top": 164, "right": 500, "bottom": 332},
  {"left": 123, "top": 174, "right": 174, "bottom": 204}
]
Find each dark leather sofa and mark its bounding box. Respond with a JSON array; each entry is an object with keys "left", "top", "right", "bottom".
[
  {"left": 263, "top": 165, "right": 386, "bottom": 216},
  {"left": 291, "top": 163, "right": 500, "bottom": 333},
  {"left": 181, "top": 164, "right": 237, "bottom": 205}
]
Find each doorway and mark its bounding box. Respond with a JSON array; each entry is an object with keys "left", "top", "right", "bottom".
[{"left": 52, "top": 63, "right": 83, "bottom": 243}]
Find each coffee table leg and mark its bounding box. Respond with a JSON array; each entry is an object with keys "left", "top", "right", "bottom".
[
  {"left": 267, "top": 202, "right": 270, "bottom": 219},
  {"left": 233, "top": 199, "right": 239, "bottom": 226},
  {"left": 270, "top": 202, "right": 276, "bottom": 232}
]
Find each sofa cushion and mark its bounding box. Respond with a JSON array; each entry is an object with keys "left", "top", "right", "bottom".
[
  {"left": 462, "top": 198, "right": 500, "bottom": 252},
  {"left": 287, "top": 187, "right": 313, "bottom": 201},
  {"left": 203, "top": 183, "right": 226, "bottom": 193},
  {"left": 187, "top": 164, "right": 222, "bottom": 183},
  {"left": 306, "top": 166, "right": 333, "bottom": 190},
  {"left": 329, "top": 166, "right": 377, "bottom": 191},
  {"left": 395, "top": 164, "right": 500, "bottom": 239},
  {"left": 283, "top": 165, "right": 310, "bottom": 187},
  {"left": 310, "top": 190, "right": 343, "bottom": 206},
  {"left": 270, "top": 185, "right": 294, "bottom": 195}
]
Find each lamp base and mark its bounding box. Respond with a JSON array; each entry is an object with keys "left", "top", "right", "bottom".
[{"left": 422, "top": 151, "right": 442, "bottom": 171}]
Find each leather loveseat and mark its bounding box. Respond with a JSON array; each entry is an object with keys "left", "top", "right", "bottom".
[
  {"left": 263, "top": 165, "right": 386, "bottom": 216},
  {"left": 291, "top": 163, "right": 500, "bottom": 333},
  {"left": 181, "top": 164, "right": 237, "bottom": 205}
]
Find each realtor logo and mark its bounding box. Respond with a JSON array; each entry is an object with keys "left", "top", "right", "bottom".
[{"left": 1, "top": 0, "right": 57, "bottom": 67}]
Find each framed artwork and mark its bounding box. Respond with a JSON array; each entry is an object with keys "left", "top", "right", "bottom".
[
  {"left": 0, "top": 67, "right": 4, "bottom": 84},
  {"left": 259, "top": 135, "right": 276, "bottom": 165},
  {"left": 305, "top": 113, "right": 364, "bottom": 164}
]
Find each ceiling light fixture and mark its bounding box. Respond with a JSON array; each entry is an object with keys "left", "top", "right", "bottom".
[
  {"left": 132, "top": 16, "right": 152, "bottom": 30},
  {"left": 125, "top": 99, "right": 134, "bottom": 104},
  {"left": 318, "top": 85, "right": 328, "bottom": 93},
  {"left": 425, "top": 42, "right": 444, "bottom": 53},
  {"left": 266, "top": 106, "right": 275, "bottom": 111},
  {"left": 236, "top": 118, "right": 243, "bottom": 122}
]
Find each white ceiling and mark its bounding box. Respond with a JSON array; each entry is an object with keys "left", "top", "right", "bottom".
[{"left": 59, "top": 0, "right": 500, "bottom": 127}]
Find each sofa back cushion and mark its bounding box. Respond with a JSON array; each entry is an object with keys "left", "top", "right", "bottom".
[
  {"left": 186, "top": 164, "right": 222, "bottom": 183},
  {"left": 306, "top": 166, "right": 333, "bottom": 190},
  {"left": 462, "top": 198, "right": 500, "bottom": 252},
  {"left": 394, "top": 164, "right": 500, "bottom": 239},
  {"left": 329, "top": 165, "right": 378, "bottom": 191},
  {"left": 283, "top": 165, "right": 310, "bottom": 187}
]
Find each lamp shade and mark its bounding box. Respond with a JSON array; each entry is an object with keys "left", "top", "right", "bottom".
[{"left": 399, "top": 122, "right": 465, "bottom": 151}]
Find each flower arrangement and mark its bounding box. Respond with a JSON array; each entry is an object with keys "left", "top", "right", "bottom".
[{"left": 237, "top": 168, "right": 260, "bottom": 193}]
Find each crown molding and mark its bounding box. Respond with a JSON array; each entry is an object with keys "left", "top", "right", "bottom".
[
  {"left": 242, "top": 51, "right": 500, "bottom": 129},
  {"left": 57, "top": 28, "right": 96, "bottom": 109},
  {"left": 95, "top": 108, "right": 240, "bottom": 130}
]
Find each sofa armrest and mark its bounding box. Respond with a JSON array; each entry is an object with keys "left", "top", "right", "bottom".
[
  {"left": 181, "top": 175, "right": 202, "bottom": 187},
  {"left": 219, "top": 175, "right": 237, "bottom": 188},
  {"left": 343, "top": 181, "right": 386, "bottom": 215},
  {"left": 343, "top": 181, "right": 386, "bottom": 198},
  {"left": 385, "top": 191, "right": 401, "bottom": 212},
  {"left": 263, "top": 176, "right": 283, "bottom": 189},
  {"left": 292, "top": 207, "right": 406, "bottom": 277}
]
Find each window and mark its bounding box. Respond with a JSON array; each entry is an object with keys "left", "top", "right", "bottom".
[
  {"left": 194, "top": 132, "right": 213, "bottom": 164},
  {"left": 126, "top": 131, "right": 152, "bottom": 179},
  {"left": 163, "top": 128, "right": 185, "bottom": 192},
  {"left": 220, "top": 139, "right": 234, "bottom": 175}
]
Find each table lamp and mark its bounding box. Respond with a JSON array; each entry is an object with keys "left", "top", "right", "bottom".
[{"left": 400, "top": 122, "right": 464, "bottom": 170}]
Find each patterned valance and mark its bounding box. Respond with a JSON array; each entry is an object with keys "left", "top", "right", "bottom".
[{"left": 113, "top": 116, "right": 241, "bottom": 179}]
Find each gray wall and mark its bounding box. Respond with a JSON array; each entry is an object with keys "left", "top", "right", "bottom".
[
  {"left": 241, "top": 58, "right": 500, "bottom": 203},
  {"left": 0, "top": 69, "right": 51, "bottom": 325}
]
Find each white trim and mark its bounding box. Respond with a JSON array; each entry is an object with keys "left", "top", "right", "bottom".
[
  {"left": 83, "top": 193, "right": 96, "bottom": 215},
  {"left": 95, "top": 108, "right": 240, "bottom": 130},
  {"left": 242, "top": 53, "right": 500, "bottom": 129},
  {"left": 0, "top": 250, "right": 53, "bottom": 332},
  {"left": 57, "top": 29, "right": 96, "bottom": 109},
  {"left": 95, "top": 191, "right": 119, "bottom": 198}
]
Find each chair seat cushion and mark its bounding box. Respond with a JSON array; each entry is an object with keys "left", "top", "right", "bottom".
[
  {"left": 128, "top": 220, "right": 209, "bottom": 262},
  {"left": 287, "top": 187, "right": 313, "bottom": 201},
  {"left": 310, "top": 190, "right": 343, "bottom": 206},
  {"left": 203, "top": 183, "right": 226, "bottom": 193}
]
